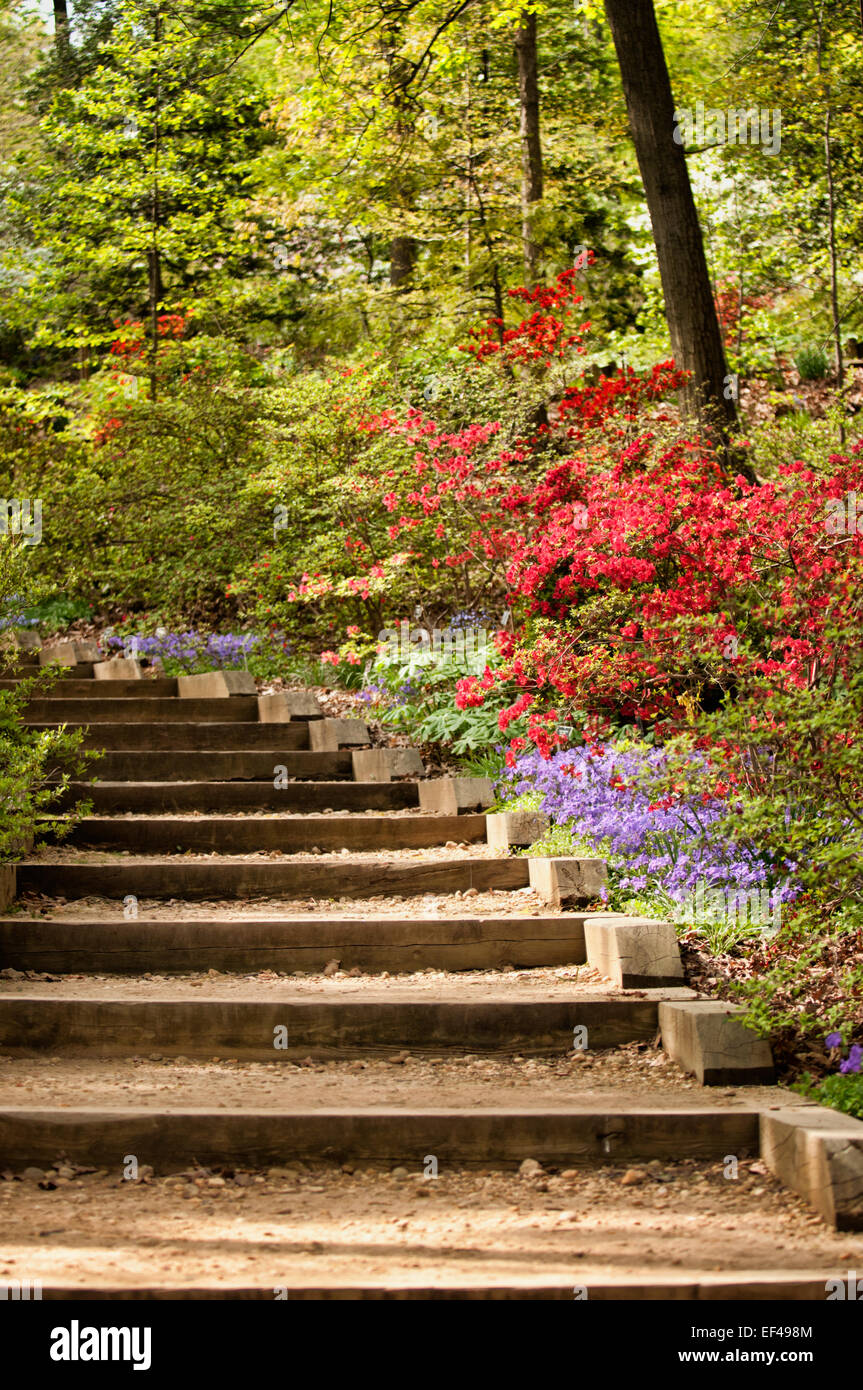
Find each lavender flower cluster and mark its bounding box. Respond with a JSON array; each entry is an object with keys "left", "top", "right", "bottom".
[
  {"left": 0, "top": 597, "right": 38, "bottom": 631},
  {"left": 358, "top": 676, "right": 421, "bottom": 709},
  {"left": 104, "top": 629, "right": 258, "bottom": 673},
  {"left": 449, "top": 607, "right": 494, "bottom": 631},
  {"left": 826, "top": 1033, "right": 863, "bottom": 1074},
  {"left": 502, "top": 743, "right": 796, "bottom": 906}
]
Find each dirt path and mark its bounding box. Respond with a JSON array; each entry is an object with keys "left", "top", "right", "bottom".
[{"left": 0, "top": 1158, "right": 855, "bottom": 1294}]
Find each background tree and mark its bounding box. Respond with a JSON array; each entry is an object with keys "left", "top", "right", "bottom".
[
  {"left": 1, "top": 0, "right": 286, "bottom": 380},
  {"left": 604, "top": 0, "right": 737, "bottom": 445}
]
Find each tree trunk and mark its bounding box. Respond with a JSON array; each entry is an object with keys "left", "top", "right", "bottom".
[
  {"left": 813, "top": 10, "right": 844, "bottom": 402},
  {"left": 149, "top": 4, "right": 163, "bottom": 402},
  {"left": 515, "top": 10, "right": 543, "bottom": 285},
  {"left": 603, "top": 0, "right": 738, "bottom": 449},
  {"left": 384, "top": 24, "right": 418, "bottom": 290},
  {"left": 53, "top": 0, "right": 71, "bottom": 69},
  {"left": 390, "top": 234, "right": 417, "bottom": 288}
]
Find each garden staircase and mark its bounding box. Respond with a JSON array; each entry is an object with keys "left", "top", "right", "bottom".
[{"left": 0, "top": 652, "right": 858, "bottom": 1298}]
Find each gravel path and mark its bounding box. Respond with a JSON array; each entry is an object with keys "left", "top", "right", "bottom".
[{"left": 3, "top": 886, "right": 568, "bottom": 919}]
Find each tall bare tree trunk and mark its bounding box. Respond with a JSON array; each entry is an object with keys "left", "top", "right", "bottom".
[
  {"left": 390, "top": 235, "right": 416, "bottom": 288},
  {"left": 603, "top": 0, "right": 738, "bottom": 450},
  {"left": 464, "top": 71, "right": 473, "bottom": 290},
  {"left": 515, "top": 10, "right": 543, "bottom": 285},
  {"left": 53, "top": 0, "right": 71, "bottom": 70},
  {"left": 149, "top": 3, "right": 163, "bottom": 401},
  {"left": 383, "top": 23, "right": 418, "bottom": 289}
]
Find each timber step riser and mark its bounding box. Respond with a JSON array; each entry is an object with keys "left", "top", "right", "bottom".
[
  {"left": 30, "top": 1279, "right": 838, "bottom": 1301},
  {"left": 30, "top": 722, "right": 312, "bottom": 750},
  {"left": 17, "top": 859, "right": 530, "bottom": 900},
  {"left": 25, "top": 698, "right": 261, "bottom": 722},
  {"left": 5, "top": 678, "right": 178, "bottom": 697},
  {"left": 0, "top": 916, "right": 586, "bottom": 974},
  {"left": 0, "top": 998, "right": 655, "bottom": 1056},
  {"left": 50, "top": 750, "right": 353, "bottom": 781},
  {"left": 63, "top": 813, "right": 488, "bottom": 853},
  {"left": 0, "top": 662, "right": 94, "bottom": 680},
  {"left": 0, "top": 1108, "right": 760, "bottom": 1168},
  {"left": 56, "top": 782, "right": 421, "bottom": 813}
]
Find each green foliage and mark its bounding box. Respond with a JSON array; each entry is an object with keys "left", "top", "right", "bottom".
[
  {"left": 688, "top": 610, "right": 863, "bottom": 914},
  {"left": 794, "top": 345, "right": 830, "bottom": 381},
  {"left": 516, "top": 821, "right": 604, "bottom": 859},
  {"left": 362, "top": 635, "right": 520, "bottom": 755},
  {"left": 2, "top": 345, "right": 272, "bottom": 622},
  {"left": 794, "top": 1071, "right": 863, "bottom": 1119},
  {"left": 490, "top": 789, "right": 543, "bottom": 814},
  {"left": 0, "top": 539, "right": 92, "bottom": 860},
  {"left": 266, "top": 0, "right": 641, "bottom": 356},
  {"left": 459, "top": 749, "right": 509, "bottom": 779},
  {"left": 2, "top": 0, "right": 284, "bottom": 367},
  {"left": 21, "top": 594, "right": 94, "bottom": 634},
  {"left": 726, "top": 903, "right": 863, "bottom": 1042}
]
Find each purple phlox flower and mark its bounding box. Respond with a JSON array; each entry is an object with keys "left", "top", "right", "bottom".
[
  {"left": 839, "top": 1044, "right": 863, "bottom": 1075},
  {"left": 502, "top": 742, "right": 799, "bottom": 904}
]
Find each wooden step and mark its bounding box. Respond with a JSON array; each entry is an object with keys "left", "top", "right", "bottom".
[
  {"left": 0, "top": 994, "right": 654, "bottom": 1057},
  {"left": 55, "top": 781, "right": 421, "bottom": 814},
  {"left": 0, "top": 914, "right": 583, "bottom": 973},
  {"left": 26, "top": 697, "right": 260, "bottom": 723},
  {"left": 5, "top": 661, "right": 96, "bottom": 679},
  {"left": 56, "top": 750, "right": 352, "bottom": 781},
  {"left": 29, "top": 722, "right": 310, "bottom": 750},
  {"left": 28, "top": 1274, "right": 840, "bottom": 1301},
  {"left": 8, "top": 678, "right": 177, "bottom": 697},
  {"left": 16, "top": 856, "right": 530, "bottom": 900},
  {"left": 63, "top": 813, "right": 487, "bottom": 853},
  {"left": 0, "top": 1104, "right": 760, "bottom": 1168}
]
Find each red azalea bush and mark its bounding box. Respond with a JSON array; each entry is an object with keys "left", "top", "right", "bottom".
[
  {"left": 257, "top": 267, "right": 863, "bottom": 765},
  {"left": 457, "top": 443, "right": 863, "bottom": 754},
  {"left": 255, "top": 269, "right": 689, "bottom": 660}
]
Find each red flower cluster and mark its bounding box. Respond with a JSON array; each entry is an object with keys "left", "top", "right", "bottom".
[
  {"left": 109, "top": 312, "right": 190, "bottom": 357},
  {"left": 462, "top": 268, "right": 591, "bottom": 367},
  {"left": 268, "top": 266, "right": 863, "bottom": 756}
]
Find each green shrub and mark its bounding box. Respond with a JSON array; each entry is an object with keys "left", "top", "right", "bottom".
[
  {"left": 0, "top": 544, "right": 93, "bottom": 860},
  {"left": 794, "top": 1071, "right": 863, "bottom": 1119},
  {"left": 360, "top": 635, "right": 523, "bottom": 755},
  {"left": 793, "top": 345, "right": 829, "bottom": 380}
]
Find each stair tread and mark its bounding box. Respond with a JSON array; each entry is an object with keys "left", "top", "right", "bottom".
[
  {"left": 0, "top": 1157, "right": 846, "bottom": 1301},
  {"left": 0, "top": 1053, "right": 785, "bottom": 1109},
  {"left": 0, "top": 985, "right": 649, "bottom": 1003}
]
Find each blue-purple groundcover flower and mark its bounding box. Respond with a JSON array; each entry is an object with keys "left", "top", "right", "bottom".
[
  {"left": 103, "top": 629, "right": 259, "bottom": 673},
  {"left": 0, "top": 596, "right": 39, "bottom": 631},
  {"left": 500, "top": 742, "right": 797, "bottom": 910},
  {"left": 827, "top": 1035, "right": 863, "bottom": 1075},
  {"left": 841, "top": 1047, "right": 863, "bottom": 1075}
]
